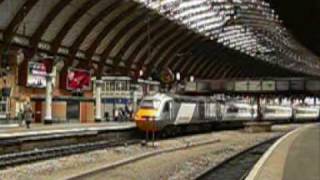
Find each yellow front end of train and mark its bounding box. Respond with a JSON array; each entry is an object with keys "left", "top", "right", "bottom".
[
  {"left": 134, "top": 98, "right": 162, "bottom": 132},
  {"left": 134, "top": 108, "right": 159, "bottom": 132}
]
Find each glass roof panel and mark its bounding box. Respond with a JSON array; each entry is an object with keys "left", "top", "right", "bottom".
[{"left": 135, "top": 0, "right": 320, "bottom": 75}]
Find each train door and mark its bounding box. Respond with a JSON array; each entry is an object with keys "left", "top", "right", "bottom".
[
  {"left": 199, "top": 101, "right": 205, "bottom": 120},
  {"left": 34, "top": 101, "right": 42, "bottom": 123},
  {"left": 215, "top": 102, "right": 222, "bottom": 121},
  {"left": 162, "top": 101, "right": 172, "bottom": 121}
]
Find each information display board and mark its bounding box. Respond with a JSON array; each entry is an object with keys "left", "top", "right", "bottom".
[
  {"left": 248, "top": 81, "right": 261, "bottom": 91},
  {"left": 235, "top": 81, "right": 248, "bottom": 91},
  {"left": 306, "top": 80, "right": 320, "bottom": 91},
  {"left": 290, "top": 80, "right": 304, "bottom": 91},
  {"left": 225, "top": 81, "right": 234, "bottom": 91},
  {"left": 262, "top": 81, "right": 275, "bottom": 91},
  {"left": 210, "top": 80, "right": 224, "bottom": 91},
  {"left": 27, "top": 61, "right": 48, "bottom": 88},
  {"left": 185, "top": 82, "right": 197, "bottom": 91},
  {"left": 197, "top": 82, "right": 210, "bottom": 92},
  {"left": 276, "top": 80, "right": 289, "bottom": 91}
]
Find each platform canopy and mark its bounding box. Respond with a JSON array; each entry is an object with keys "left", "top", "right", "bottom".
[{"left": 0, "top": 0, "right": 319, "bottom": 79}]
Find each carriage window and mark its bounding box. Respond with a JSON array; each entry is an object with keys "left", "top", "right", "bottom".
[
  {"left": 227, "top": 106, "right": 239, "bottom": 113},
  {"left": 264, "top": 108, "right": 276, "bottom": 113}
]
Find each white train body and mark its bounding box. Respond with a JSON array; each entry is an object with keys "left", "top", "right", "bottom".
[
  {"left": 293, "top": 105, "right": 320, "bottom": 120},
  {"left": 223, "top": 102, "right": 257, "bottom": 121},
  {"left": 134, "top": 93, "right": 319, "bottom": 132},
  {"left": 262, "top": 105, "right": 293, "bottom": 120},
  {"left": 135, "top": 93, "right": 223, "bottom": 132}
]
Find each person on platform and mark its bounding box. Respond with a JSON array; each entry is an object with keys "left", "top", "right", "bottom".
[
  {"left": 119, "top": 108, "right": 125, "bottom": 122},
  {"left": 125, "top": 105, "right": 131, "bottom": 120},
  {"left": 17, "top": 108, "right": 24, "bottom": 127},
  {"left": 114, "top": 108, "right": 119, "bottom": 122}
]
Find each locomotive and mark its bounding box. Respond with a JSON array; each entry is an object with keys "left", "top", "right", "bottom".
[{"left": 134, "top": 93, "right": 221, "bottom": 132}]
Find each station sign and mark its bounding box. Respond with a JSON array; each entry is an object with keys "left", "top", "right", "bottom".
[
  {"left": 196, "top": 82, "right": 210, "bottom": 92},
  {"left": 262, "top": 81, "right": 275, "bottom": 91},
  {"left": 199, "top": 78, "right": 320, "bottom": 94},
  {"left": 248, "top": 81, "right": 261, "bottom": 92},
  {"left": 235, "top": 81, "right": 248, "bottom": 91}
]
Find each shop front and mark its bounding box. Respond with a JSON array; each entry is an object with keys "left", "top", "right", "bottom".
[
  {"left": 93, "top": 76, "right": 160, "bottom": 122},
  {"left": 0, "top": 50, "right": 95, "bottom": 124},
  {"left": 32, "top": 97, "right": 94, "bottom": 123}
]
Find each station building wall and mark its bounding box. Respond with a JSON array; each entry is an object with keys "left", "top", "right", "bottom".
[{"left": 0, "top": 51, "right": 94, "bottom": 123}]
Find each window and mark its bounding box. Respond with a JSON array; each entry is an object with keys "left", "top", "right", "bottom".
[
  {"left": 140, "top": 100, "right": 161, "bottom": 109},
  {"left": 0, "top": 97, "right": 8, "bottom": 117},
  {"left": 163, "top": 102, "right": 170, "bottom": 113},
  {"left": 105, "top": 82, "right": 110, "bottom": 91},
  {"left": 227, "top": 106, "right": 239, "bottom": 113}
]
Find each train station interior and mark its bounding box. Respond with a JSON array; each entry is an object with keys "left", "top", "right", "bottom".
[{"left": 0, "top": 0, "right": 319, "bottom": 179}]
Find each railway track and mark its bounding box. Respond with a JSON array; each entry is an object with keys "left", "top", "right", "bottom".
[
  {"left": 0, "top": 138, "right": 141, "bottom": 169},
  {"left": 195, "top": 136, "right": 280, "bottom": 180},
  {"left": 66, "top": 138, "right": 221, "bottom": 180},
  {"left": 0, "top": 122, "right": 304, "bottom": 171}
]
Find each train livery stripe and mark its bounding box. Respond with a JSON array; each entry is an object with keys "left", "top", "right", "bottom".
[{"left": 174, "top": 103, "right": 196, "bottom": 124}]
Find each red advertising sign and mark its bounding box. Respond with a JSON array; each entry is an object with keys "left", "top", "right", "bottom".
[{"left": 66, "top": 68, "right": 91, "bottom": 91}]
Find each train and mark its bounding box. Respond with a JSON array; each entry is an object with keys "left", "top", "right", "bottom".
[{"left": 134, "top": 93, "right": 320, "bottom": 133}]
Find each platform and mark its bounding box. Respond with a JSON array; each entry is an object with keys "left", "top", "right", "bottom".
[
  {"left": 246, "top": 124, "right": 320, "bottom": 180},
  {"left": 0, "top": 122, "right": 136, "bottom": 139}
]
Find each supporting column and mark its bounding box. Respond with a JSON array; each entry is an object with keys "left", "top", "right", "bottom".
[
  {"left": 256, "top": 95, "right": 262, "bottom": 121},
  {"left": 95, "top": 80, "right": 103, "bottom": 122},
  {"left": 44, "top": 75, "right": 53, "bottom": 124},
  {"left": 244, "top": 95, "right": 272, "bottom": 133},
  {"left": 132, "top": 84, "right": 138, "bottom": 113}
]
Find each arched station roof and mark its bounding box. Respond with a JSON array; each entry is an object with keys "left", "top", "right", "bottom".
[
  {"left": 268, "top": 0, "right": 320, "bottom": 56},
  {"left": 0, "top": 0, "right": 319, "bottom": 79}
]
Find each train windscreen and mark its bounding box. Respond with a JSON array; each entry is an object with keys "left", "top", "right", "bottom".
[
  {"left": 140, "top": 100, "right": 161, "bottom": 109},
  {"left": 227, "top": 106, "right": 239, "bottom": 113}
]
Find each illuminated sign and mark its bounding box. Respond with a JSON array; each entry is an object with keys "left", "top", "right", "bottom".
[{"left": 27, "top": 61, "right": 48, "bottom": 88}]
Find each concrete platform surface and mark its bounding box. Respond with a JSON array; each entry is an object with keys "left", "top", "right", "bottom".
[
  {"left": 0, "top": 122, "right": 136, "bottom": 138},
  {"left": 246, "top": 124, "right": 320, "bottom": 180}
]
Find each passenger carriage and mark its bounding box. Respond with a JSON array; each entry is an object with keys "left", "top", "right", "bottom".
[
  {"left": 293, "top": 104, "right": 320, "bottom": 121},
  {"left": 223, "top": 101, "right": 257, "bottom": 121},
  {"left": 261, "top": 105, "right": 292, "bottom": 121}
]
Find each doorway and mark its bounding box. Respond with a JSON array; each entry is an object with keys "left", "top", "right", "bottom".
[
  {"left": 34, "top": 101, "right": 42, "bottom": 123},
  {"left": 67, "top": 101, "right": 80, "bottom": 122}
]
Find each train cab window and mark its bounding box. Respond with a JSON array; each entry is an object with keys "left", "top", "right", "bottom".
[
  {"left": 227, "top": 106, "right": 239, "bottom": 113},
  {"left": 140, "top": 100, "right": 160, "bottom": 109},
  {"left": 163, "top": 102, "right": 170, "bottom": 113}
]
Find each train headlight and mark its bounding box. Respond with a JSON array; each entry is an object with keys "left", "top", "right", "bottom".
[
  {"left": 134, "top": 114, "right": 140, "bottom": 120},
  {"left": 148, "top": 116, "right": 156, "bottom": 121}
]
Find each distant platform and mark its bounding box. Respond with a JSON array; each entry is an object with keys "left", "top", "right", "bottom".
[
  {"left": 246, "top": 124, "right": 320, "bottom": 180},
  {"left": 0, "top": 122, "right": 136, "bottom": 139}
]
